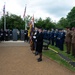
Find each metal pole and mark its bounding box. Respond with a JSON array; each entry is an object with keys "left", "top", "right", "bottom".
[{"left": 4, "top": 13, "right": 6, "bottom": 31}]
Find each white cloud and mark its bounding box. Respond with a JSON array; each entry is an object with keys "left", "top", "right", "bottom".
[{"left": 0, "top": 0, "right": 75, "bottom": 22}]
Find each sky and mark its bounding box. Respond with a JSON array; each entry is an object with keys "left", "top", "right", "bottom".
[{"left": 0, "top": 0, "right": 75, "bottom": 22}]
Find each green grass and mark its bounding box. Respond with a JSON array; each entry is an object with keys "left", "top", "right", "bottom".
[
  {"left": 43, "top": 46, "right": 75, "bottom": 72},
  {"left": 49, "top": 45, "right": 75, "bottom": 61}
]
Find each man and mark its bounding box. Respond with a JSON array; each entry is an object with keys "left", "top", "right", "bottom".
[
  {"left": 57, "top": 29, "right": 65, "bottom": 51},
  {"left": 71, "top": 27, "right": 75, "bottom": 57},
  {"left": 65, "top": 27, "right": 72, "bottom": 54},
  {"left": 36, "top": 27, "right": 43, "bottom": 62},
  {"left": 50, "top": 28, "right": 54, "bottom": 46},
  {"left": 33, "top": 27, "right": 39, "bottom": 55},
  {"left": 54, "top": 29, "right": 58, "bottom": 47}
]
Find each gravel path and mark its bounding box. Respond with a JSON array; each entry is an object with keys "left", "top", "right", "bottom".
[{"left": 0, "top": 41, "right": 75, "bottom": 75}]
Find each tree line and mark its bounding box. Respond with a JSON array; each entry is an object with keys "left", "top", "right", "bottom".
[{"left": 0, "top": 6, "right": 75, "bottom": 30}]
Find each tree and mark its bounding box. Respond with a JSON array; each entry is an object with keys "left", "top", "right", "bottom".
[
  {"left": 35, "top": 17, "right": 56, "bottom": 30},
  {"left": 67, "top": 7, "right": 75, "bottom": 27},
  {"left": 0, "top": 13, "right": 25, "bottom": 30},
  {"left": 57, "top": 17, "right": 68, "bottom": 28}
]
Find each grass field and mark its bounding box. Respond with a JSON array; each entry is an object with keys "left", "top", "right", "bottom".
[{"left": 43, "top": 45, "right": 75, "bottom": 72}]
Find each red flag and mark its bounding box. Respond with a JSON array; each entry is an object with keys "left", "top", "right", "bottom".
[{"left": 23, "top": 6, "right": 26, "bottom": 18}]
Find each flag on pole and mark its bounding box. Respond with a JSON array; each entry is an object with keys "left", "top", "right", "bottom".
[
  {"left": 31, "top": 15, "right": 34, "bottom": 27},
  {"left": 3, "top": 4, "right": 5, "bottom": 15},
  {"left": 23, "top": 6, "right": 26, "bottom": 18}
]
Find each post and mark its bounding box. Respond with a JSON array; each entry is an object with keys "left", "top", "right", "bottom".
[
  {"left": 25, "top": 18, "right": 27, "bottom": 30},
  {"left": 4, "top": 13, "right": 6, "bottom": 31}
]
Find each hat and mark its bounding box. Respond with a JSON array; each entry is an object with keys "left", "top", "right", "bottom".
[
  {"left": 66, "top": 27, "right": 70, "bottom": 29},
  {"left": 58, "top": 28, "right": 63, "bottom": 31}
]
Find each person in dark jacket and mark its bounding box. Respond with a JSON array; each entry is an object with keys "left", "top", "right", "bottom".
[
  {"left": 50, "top": 28, "right": 54, "bottom": 46},
  {"left": 36, "top": 27, "right": 43, "bottom": 62}
]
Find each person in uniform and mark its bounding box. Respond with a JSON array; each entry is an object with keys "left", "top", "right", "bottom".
[
  {"left": 4, "top": 29, "right": 9, "bottom": 41},
  {"left": 1, "top": 29, "right": 4, "bottom": 41},
  {"left": 24, "top": 30, "right": 28, "bottom": 42},
  {"left": 65, "top": 27, "right": 72, "bottom": 54},
  {"left": 54, "top": 29, "right": 58, "bottom": 47},
  {"left": 10, "top": 30, "right": 12, "bottom": 40},
  {"left": 36, "top": 27, "right": 43, "bottom": 62},
  {"left": 0, "top": 29, "right": 1, "bottom": 42},
  {"left": 71, "top": 27, "right": 75, "bottom": 57},
  {"left": 50, "top": 28, "right": 54, "bottom": 46},
  {"left": 57, "top": 29, "right": 65, "bottom": 51}
]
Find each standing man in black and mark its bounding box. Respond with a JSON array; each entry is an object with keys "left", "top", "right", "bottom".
[
  {"left": 50, "top": 28, "right": 54, "bottom": 46},
  {"left": 36, "top": 27, "right": 43, "bottom": 62}
]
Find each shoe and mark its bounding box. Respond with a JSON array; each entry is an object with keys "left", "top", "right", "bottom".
[
  {"left": 35, "top": 53, "right": 38, "bottom": 56},
  {"left": 65, "top": 52, "right": 70, "bottom": 54},
  {"left": 37, "top": 58, "right": 42, "bottom": 62}
]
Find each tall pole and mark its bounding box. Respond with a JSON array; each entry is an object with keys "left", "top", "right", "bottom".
[
  {"left": 23, "top": 5, "right": 27, "bottom": 30},
  {"left": 4, "top": 13, "right": 6, "bottom": 31},
  {"left": 25, "top": 18, "right": 27, "bottom": 30},
  {"left": 3, "top": 3, "right": 6, "bottom": 31}
]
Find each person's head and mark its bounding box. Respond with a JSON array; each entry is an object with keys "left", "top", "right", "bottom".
[
  {"left": 35, "top": 27, "right": 38, "bottom": 31},
  {"left": 59, "top": 29, "right": 62, "bottom": 32},
  {"left": 38, "top": 27, "right": 43, "bottom": 33},
  {"left": 73, "top": 27, "right": 75, "bottom": 31},
  {"left": 72, "top": 27, "right": 75, "bottom": 31},
  {"left": 66, "top": 27, "right": 70, "bottom": 31}
]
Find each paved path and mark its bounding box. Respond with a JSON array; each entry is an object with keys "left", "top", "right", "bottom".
[{"left": 0, "top": 41, "right": 75, "bottom": 75}]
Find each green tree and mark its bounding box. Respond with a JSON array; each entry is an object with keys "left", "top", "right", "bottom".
[
  {"left": 57, "top": 17, "right": 68, "bottom": 28},
  {"left": 0, "top": 13, "right": 25, "bottom": 30},
  {"left": 67, "top": 7, "right": 75, "bottom": 27},
  {"left": 35, "top": 17, "right": 56, "bottom": 30}
]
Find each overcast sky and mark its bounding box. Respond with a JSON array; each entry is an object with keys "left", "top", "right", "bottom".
[{"left": 0, "top": 0, "right": 75, "bottom": 22}]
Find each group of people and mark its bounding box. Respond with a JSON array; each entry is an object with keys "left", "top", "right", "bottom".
[
  {"left": 0, "top": 29, "right": 12, "bottom": 41},
  {"left": 65, "top": 27, "right": 75, "bottom": 57},
  {"left": 43, "top": 27, "right": 75, "bottom": 57},
  {"left": 29, "top": 27, "right": 43, "bottom": 62},
  {"left": 29, "top": 26, "right": 75, "bottom": 62},
  {"left": 0, "top": 29, "right": 29, "bottom": 41}
]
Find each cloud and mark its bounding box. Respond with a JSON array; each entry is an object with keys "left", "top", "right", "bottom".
[{"left": 0, "top": 0, "right": 75, "bottom": 22}]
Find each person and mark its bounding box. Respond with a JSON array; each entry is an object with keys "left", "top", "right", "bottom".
[
  {"left": 71, "top": 27, "right": 75, "bottom": 57},
  {"left": 50, "top": 28, "right": 54, "bottom": 46},
  {"left": 24, "top": 30, "right": 28, "bottom": 42},
  {"left": 0, "top": 29, "right": 1, "bottom": 42},
  {"left": 1, "top": 29, "right": 4, "bottom": 41},
  {"left": 54, "top": 29, "right": 58, "bottom": 47},
  {"left": 65, "top": 27, "right": 72, "bottom": 54},
  {"left": 36, "top": 27, "right": 43, "bottom": 62},
  {"left": 33, "top": 27, "right": 39, "bottom": 55},
  {"left": 57, "top": 29, "right": 65, "bottom": 51}
]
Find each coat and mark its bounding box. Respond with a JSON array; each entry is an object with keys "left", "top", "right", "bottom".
[
  {"left": 65, "top": 30, "right": 72, "bottom": 43},
  {"left": 72, "top": 31, "right": 75, "bottom": 44},
  {"left": 36, "top": 32, "right": 43, "bottom": 53}
]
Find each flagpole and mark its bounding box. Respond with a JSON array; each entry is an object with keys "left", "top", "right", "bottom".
[
  {"left": 25, "top": 18, "right": 27, "bottom": 30},
  {"left": 23, "top": 5, "right": 27, "bottom": 30},
  {"left": 3, "top": 3, "right": 6, "bottom": 31},
  {"left": 4, "top": 12, "right": 6, "bottom": 31}
]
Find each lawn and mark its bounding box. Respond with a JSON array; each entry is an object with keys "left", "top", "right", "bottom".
[{"left": 43, "top": 44, "right": 75, "bottom": 72}]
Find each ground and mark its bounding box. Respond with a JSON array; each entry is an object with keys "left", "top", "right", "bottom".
[{"left": 0, "top": 41, "right": 75, "bottom": 75}]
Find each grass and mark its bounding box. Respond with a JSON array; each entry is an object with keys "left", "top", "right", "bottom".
[
  {"left": 42, "top": 45, "right": 75, "bottom": 72},
  {"left": 49, "top": 45, "right": 75, "bottom": 61}
]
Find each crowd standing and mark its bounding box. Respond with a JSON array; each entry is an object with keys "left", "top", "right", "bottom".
[
  {"left": 29, "top": 26, "right": 75, "bottom": 62},
  {"left": 0, "top": 27, "right": 75, "bottom": 62}
]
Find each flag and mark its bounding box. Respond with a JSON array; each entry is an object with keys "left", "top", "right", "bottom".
[
  {"left": 31, "top": 15, "right": 34, "bottom": 27},
  {"left": 3, "top": 4, "right": 5, "bottom": 15},
  {"left": 23, "top": 6, "right": 26, "bottom": 18}
]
